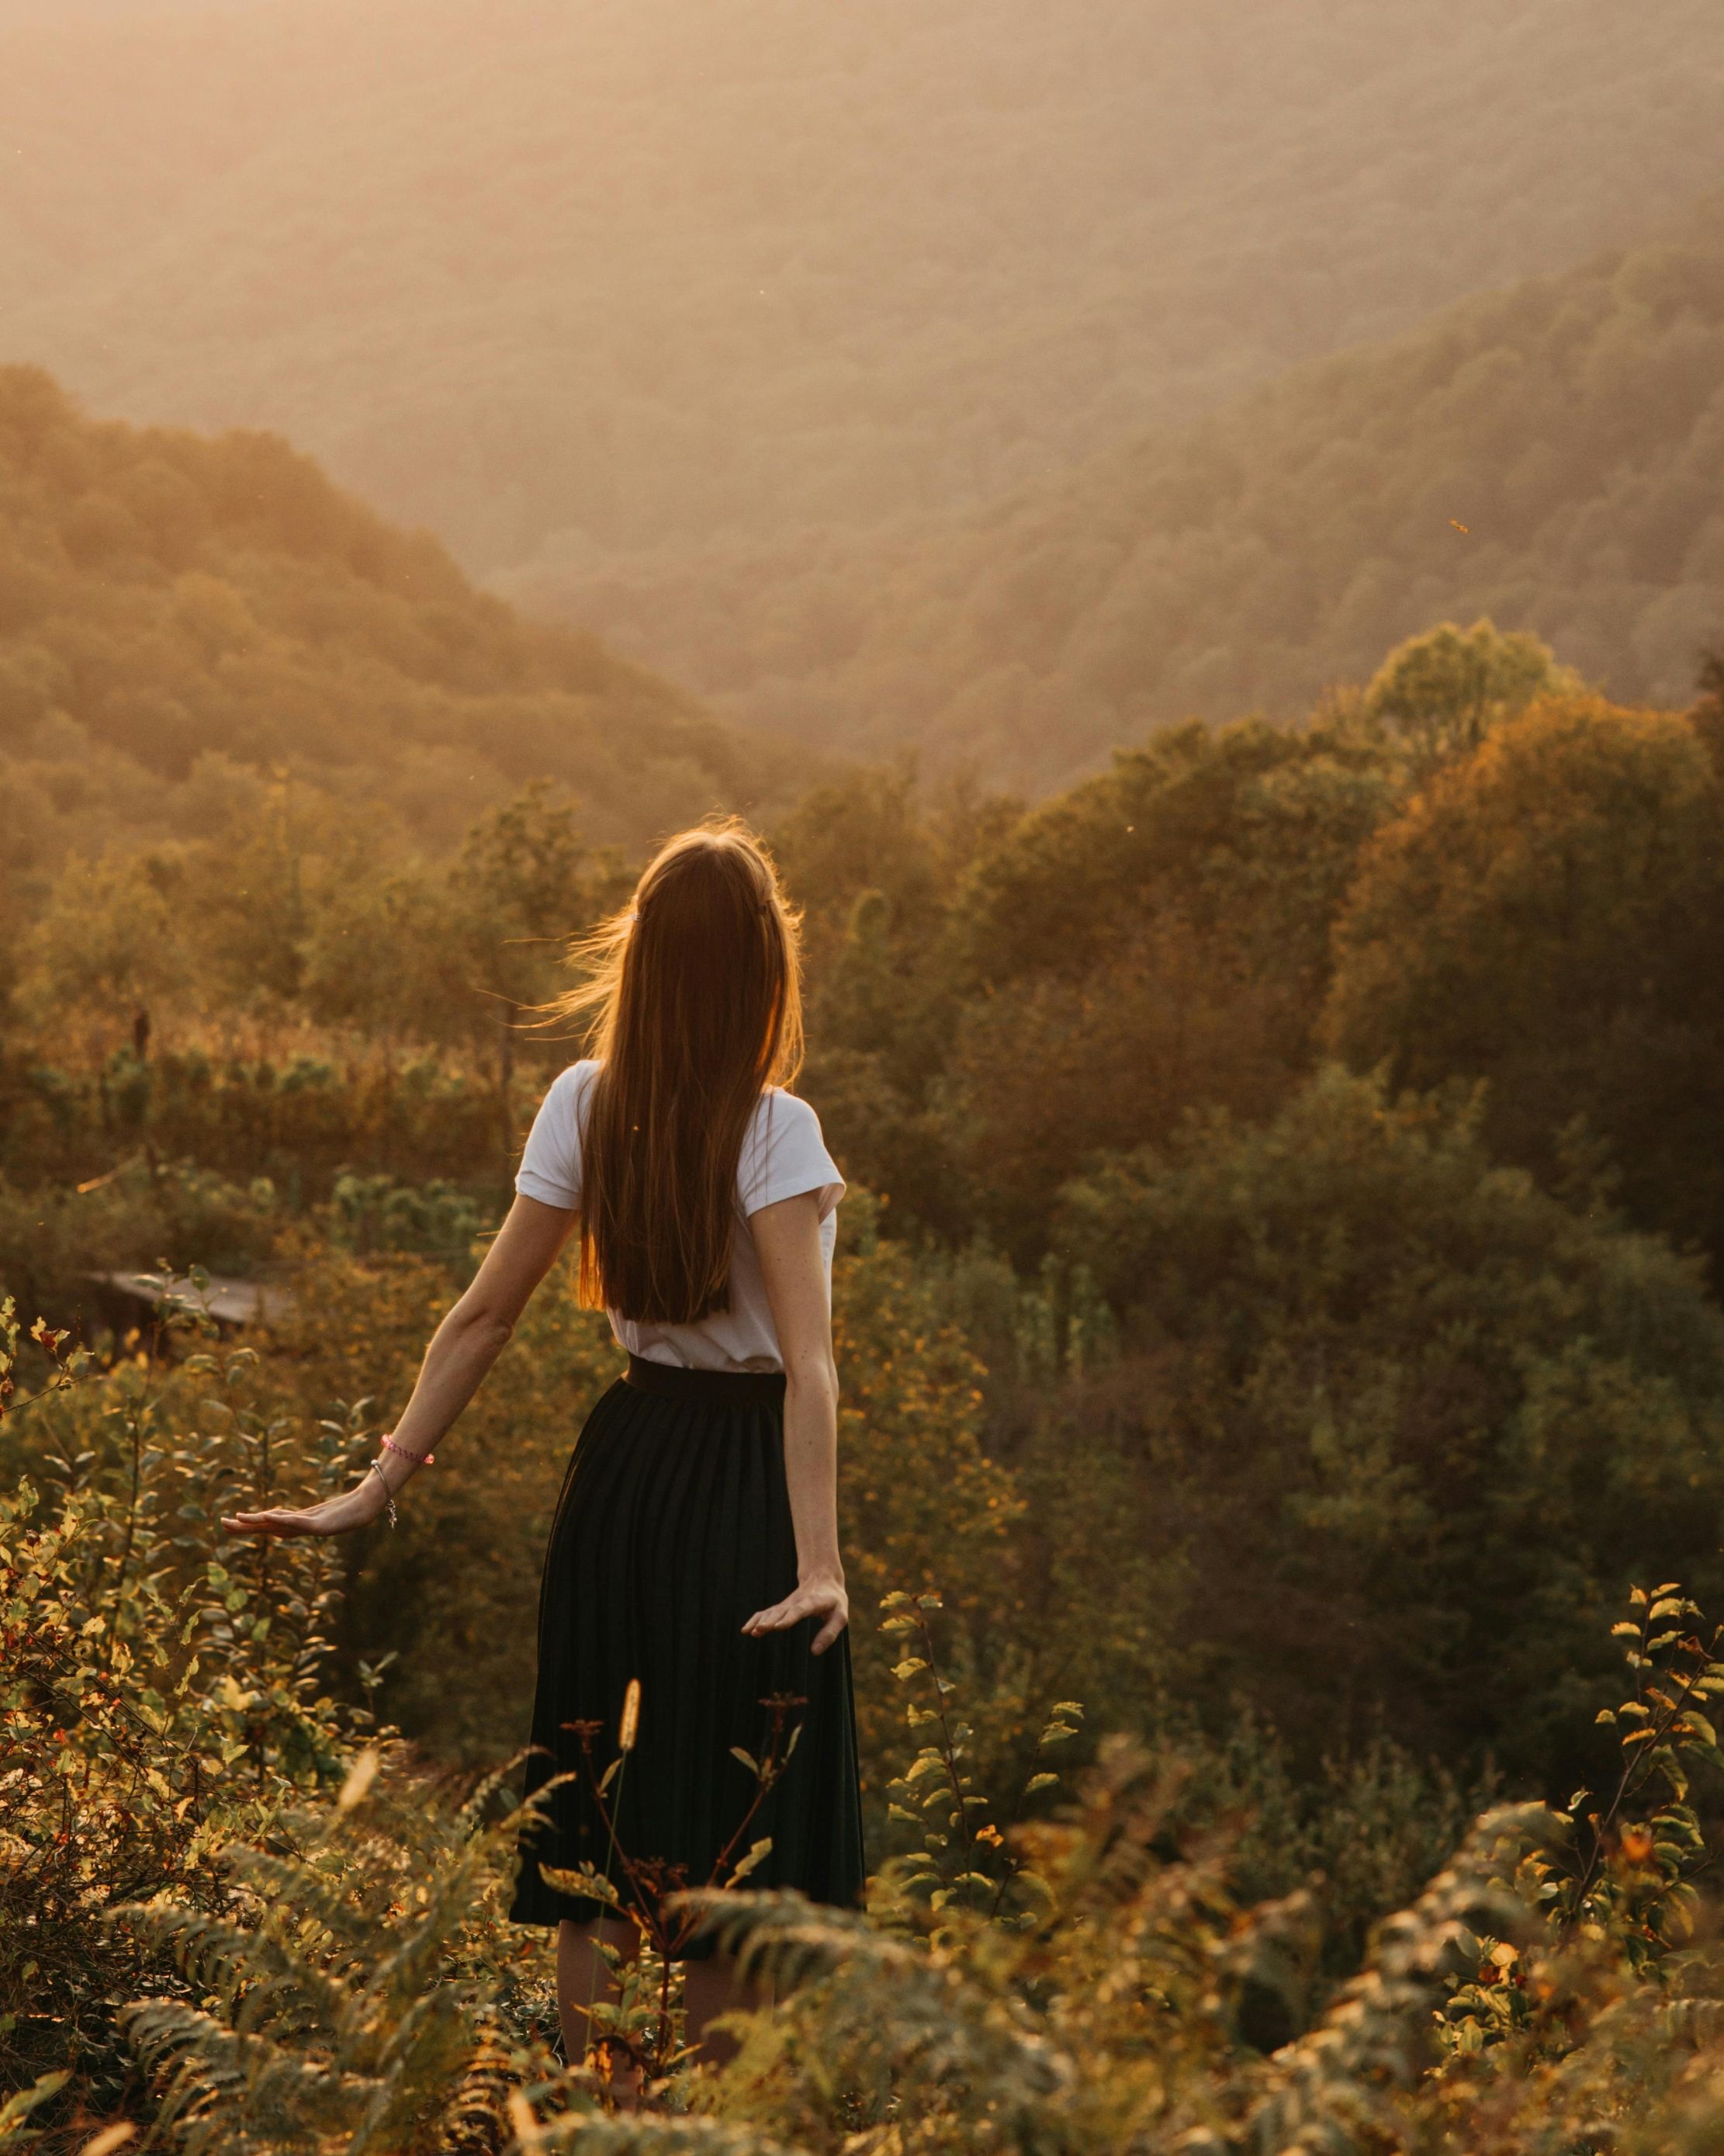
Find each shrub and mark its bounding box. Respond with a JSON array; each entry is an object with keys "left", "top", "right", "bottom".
[
  {"left": 1056, "top": 1065, "right": 1724, "bottom": 1776},
  {"left": 0, "top": 1299, "right": 372, "bottom": 2116}
]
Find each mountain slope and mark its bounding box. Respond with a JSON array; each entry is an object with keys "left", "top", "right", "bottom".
[
  {"left": 5, "top": 0, "right": 1722, "bottom": 595},
  {"left": 511, "top": 203, "right": 1724, "bottom": 793},
  {"left": 0, "top": 367, "right": 800, "bottom": 890}
]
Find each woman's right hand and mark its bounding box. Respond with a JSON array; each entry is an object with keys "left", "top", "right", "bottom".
[
  {"left": 223, "top": 1469, "right": 393, "bottom": 1540},
  {"left": 743, "top": 1573, "right": 850, "bottom": 1655}
]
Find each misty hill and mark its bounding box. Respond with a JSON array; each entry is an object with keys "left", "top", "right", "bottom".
[
  {"left": 0, "top": 367, "right": 799, "bottom": 896},
  {"left": 5, "top": 0, "right": 1722, "bottom": 605},
  {"left": 514, "top": 202, "right": 1724, "bottom": 793}
]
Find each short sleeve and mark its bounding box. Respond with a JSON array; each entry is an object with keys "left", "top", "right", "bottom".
[
  {"left": 514, "top": 1062, "right": 592, "bottom": 1210},
  {"left": 737, "top": 1090, "right": 846, "bottom": 1222}
]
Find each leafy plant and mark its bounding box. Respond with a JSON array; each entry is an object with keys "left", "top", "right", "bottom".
[
  {"left": 536, "top": 1686, "right": 808, "bottom": 2093},
  {"left": 0, "top": 1302, "right": 374, "bottom": 2115},
  {"left": 122, "top": 1752, "right": 563, "bottom": 2156}
]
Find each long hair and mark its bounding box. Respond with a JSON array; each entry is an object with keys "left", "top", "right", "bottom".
[{"left": 551, "top": 816, "right": 805, "bottom": 1323}]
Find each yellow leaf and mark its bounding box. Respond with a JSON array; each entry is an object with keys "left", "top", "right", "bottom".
[
  {"left": 80, "top": 2129, "right": 137, "bottom": 2156},
  {"left": 338, "top": 1749, "right": 379, "bottom": 1813}
]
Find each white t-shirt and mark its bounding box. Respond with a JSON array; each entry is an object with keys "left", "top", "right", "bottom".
[{"left": 514, "top": 1059, "right": 846, "bottom": 1374}]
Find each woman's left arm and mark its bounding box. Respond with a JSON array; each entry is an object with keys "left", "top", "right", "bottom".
[
  {"left": 742, "top": 1191, "right": 848, "bottom": 1654},
  {"left": 223, "top": 1194, "right": 579, "bottom": 1540}
]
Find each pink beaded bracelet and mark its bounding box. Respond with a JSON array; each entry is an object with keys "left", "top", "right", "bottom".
[{"left": 381, "top": 1433, "right": 434, "bottom": 1467}]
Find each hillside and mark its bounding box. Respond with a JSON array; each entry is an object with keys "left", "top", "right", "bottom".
[
  {"left": 0, "top": 366, "right": 801, "bottom": 897},
  {"left": 514, "top": 202, "right": 1724, "bottom": 793},
  {"left": 5, "top": 0, "right": 1722, "bottom": 608}
]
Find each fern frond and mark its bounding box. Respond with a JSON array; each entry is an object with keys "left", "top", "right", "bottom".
[
  {"left": 0, "top": 2072, "right": 70, "bottom": 2149},
  {"left": 681, "top": 1887, "right": 1074, "bottom": 2137},
  {"left": 1241, "top": 1801, "right": 1558, "bottom": 2154}
]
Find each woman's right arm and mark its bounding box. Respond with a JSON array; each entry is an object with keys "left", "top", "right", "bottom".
[
  {"left": 223, "top": 1194, "right": 579, "bottom": 1540},
  {"left": 741, "top": 1191, "right": 848, "bottom": 1653}
]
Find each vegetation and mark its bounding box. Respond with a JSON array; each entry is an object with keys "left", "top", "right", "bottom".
[
  {"left": 9, "top": 0, "right": 1724, "bottom": 787},
  {"left": 0, "top": 365, "right": 803, "bottom": 899},
  {"left": 8, "top": 629, "right": 1724, "bottom": 1805},
  {"left": 518, "top": 195, "right": 1724, "bottom": 792},
  {"left": 5, "top": 12, "right": 1724, "bottom": 2134},
  {"left": 16, "top": 0, "right": 1718, "bottom": 567},
  {"left": 0, "top": 1298, "right": 377, "bottom": 2113},
  {"left": 4, "top": 358, "right": 1724, "bottom": 2140},
  {"left": 8, "top": 1328, "right": 1724, "bottom": 2152}
]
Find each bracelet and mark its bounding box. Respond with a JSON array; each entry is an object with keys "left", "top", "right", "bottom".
[
  {"left": 368, "top": 1458, "right": 399, "bottom": 1530},
  {"left": 381, "top": 1433, "right": 434, "bottom": 1467}
]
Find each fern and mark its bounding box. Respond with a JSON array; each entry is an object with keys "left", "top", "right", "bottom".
[{"left": 121, "top": 1751, "right": 561, "bottom": 2155}]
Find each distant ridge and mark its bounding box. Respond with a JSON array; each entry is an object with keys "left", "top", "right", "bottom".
[
  {"left": 6, "top": 0, "right": 1722, "bottom": 574},
  {"left": 510, "top": 199, "right": 1724, "bottom": 794},
  {"left": 0, "top": 366, "right": 804, "bottom": 888}
]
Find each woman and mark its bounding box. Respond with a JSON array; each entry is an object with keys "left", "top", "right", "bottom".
[{"left": 224, "top": 819, "right": 866, "bottom": 2071}]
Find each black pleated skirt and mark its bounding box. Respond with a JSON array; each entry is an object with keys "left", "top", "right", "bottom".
[{"left": 510, "top": 1354, "right": 867, "bottom": 1950}]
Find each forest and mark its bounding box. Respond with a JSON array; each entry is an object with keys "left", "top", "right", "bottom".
[
  {"left": 9, "top": 0, "right": 1724, "bottom": 780},
  {"left": 0, "top": 366, "right": 805, "bottom": 893},
  {"left": 5, "top": 358, "right": 1724, "bottom": 2139},
  {"left": 522, "top": 196, "right": 1724, "bottom": 792}
]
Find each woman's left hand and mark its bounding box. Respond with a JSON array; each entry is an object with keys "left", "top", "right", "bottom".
[
  {"left": 743, "top": 1575, "right": 849, "bottom": 1655},
  {"left": 223, "top": 1473, "right": 391, "bottom": 1539}
]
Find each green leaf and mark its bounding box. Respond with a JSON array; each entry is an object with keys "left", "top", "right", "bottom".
[{"left": 1023, "top": 1771, "right": 1058, "bottom": 1795}]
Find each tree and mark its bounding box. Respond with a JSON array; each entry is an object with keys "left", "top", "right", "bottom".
[
  {"left": 16, "top": 848, "right": 188, "bottom": 1055},
  {"left": 931, "top": 716, "right": 1399, "bottom": 1256},
  {"left": 1054, "top": 1066, "right": 1724, "bottom": 1775},
  {"left": 1365, "top": 618, "right": 1580, "bottom": 769},
  {"left": 1324, "top": 694, "right": 1724, "bottom": 1262},
  {"left": 297, "top": 861, "right": 460, "bottom": 1049}
]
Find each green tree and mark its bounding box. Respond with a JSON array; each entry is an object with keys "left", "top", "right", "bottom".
[
  {"left": 1366, "top": 618, "right": 1580, "bottom": 768},
  {"left": 770, "top": 765, "right": 1017, "bottom": 1242},
  {"left": 936, "top": 716, "right": 1398, "bottom": 1257},
  {"left": 16, "top": 848, "right": 188, "bottom": 1055},
  {"left": 298, "top": 860, "right": 465, "bottom": 1050},
  {"left": 1054, "top": 1066, "right": 1724, "bottom": 1776},
  {"left": 1324, "top": 694, "right": 1724, "bottom": 1261},
  {"left": 448, "top": 781, "right": 621, "bottom": 1051}
]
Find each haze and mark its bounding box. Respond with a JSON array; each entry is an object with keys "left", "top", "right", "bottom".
[{"left": 6, "top": 0, "right": 1724, "bottom": 780}]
